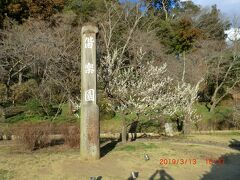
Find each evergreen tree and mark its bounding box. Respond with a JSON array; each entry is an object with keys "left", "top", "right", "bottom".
[{"left": 196, "top": 5, "right": 230, "bottom": 40}]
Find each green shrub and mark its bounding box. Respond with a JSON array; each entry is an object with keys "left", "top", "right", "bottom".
[
  {"left": 137, "top": 119, "right": 164, "bottom": 133},
  {"left": 5, "top": 114, "right": 45, "bottom": 123},
  {"left": 195, "top": 103, "right": 234, "bottom": 130},
  {"left": 10, "top": 79, "right": 38, "bottom": 104},
  {"left": 25, "top": 99, "right": 42, "bottom": 115},
  {"left": 25, "top": 99, "right": 61, "bottom": 117},
  {"left": 51, "top": 103, "right": 78, "bottom": 123}
]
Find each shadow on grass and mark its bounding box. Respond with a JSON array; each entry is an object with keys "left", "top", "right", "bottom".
[
  {"left": 149, "top": 169, "right": 174, "bottom": 180},
  {"left": 201, "top": 139, "right": 240, "bottom": 180},
  {"left": 90, "top": 176, "right": 102, "bottom": 180},
  {"left": 100, "top": 139, "right": 119, "bottom": 158},
  {"left": 229, "top": 139, "right": 240, "bottom": 151}
]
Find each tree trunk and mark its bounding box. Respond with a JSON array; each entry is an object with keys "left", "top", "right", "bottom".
[
  {"left": 210, "top": 87, "right": 219, "bottom": 112},
  {"left": 210, "top": 101, "right": 217, "bottom": 112},
  {"left": 5, "top": 81, "right": 10, "bottom": 101},
  {"left": 162, "top": 1, "right": 168, "bottom": 20},
  {"left": 182, "top": 51, "right": 186, "bottom": 82},
  {"left": 68, "top": 97, "right": 73, "bottom": 115},
  {"left": 18, "top": 72, "right": 23, "bottom": 85},
  {"left": 210, "top": 98, "right": 217, "bottom": 112},
  {"left": 183, "top": 115, "right": 191, "bottom": 134},
  {"left": 121, "top": 119, "right": 127, "bottom": 143}
]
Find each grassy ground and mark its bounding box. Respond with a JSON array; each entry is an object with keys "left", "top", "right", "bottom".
[{"left": 0, "top": 133, "right": 239, "bottom": 180}]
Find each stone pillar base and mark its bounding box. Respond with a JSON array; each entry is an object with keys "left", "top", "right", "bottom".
[{"left": 80, "top": 104, "right": 100, "bottom": 160}]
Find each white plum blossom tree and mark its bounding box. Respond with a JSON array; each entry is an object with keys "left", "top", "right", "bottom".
[
  {"left": 164, "top": 80, "right": 203, "bottom": 134},
  {"left": 99, "top": 47, "right": 203, "bottom": 142},
  {"left": 98, "top": 1, "right": 203, "bottom": 142}
]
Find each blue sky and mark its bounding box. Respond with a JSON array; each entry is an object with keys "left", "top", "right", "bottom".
[
  {"left": 123, "top": 0, "right": 240, "bottom": 21},
  {"left": 193, "top": 0, "right": 240, "bottom": 21}
]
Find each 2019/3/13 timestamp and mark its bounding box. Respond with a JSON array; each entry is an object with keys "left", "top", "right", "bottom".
[
  {"left": 160, "top": 159, "right": 197, "bottom": 165},
  {"left": 159, "top": 158, "right": 224, "bottom": 165}
]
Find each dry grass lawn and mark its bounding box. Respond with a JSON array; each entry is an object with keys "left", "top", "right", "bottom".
[{"left": 0, "top": 133, "right": 239, "bottom": 180}]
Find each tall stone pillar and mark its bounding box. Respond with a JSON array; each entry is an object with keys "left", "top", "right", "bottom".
[{"left": 80, "top": 25, "right": 100, "bottom": 160}]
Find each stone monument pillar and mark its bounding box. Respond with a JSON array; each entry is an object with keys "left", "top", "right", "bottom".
[{"left": 80, "top": 25, "right": 100, "bottom": 160}]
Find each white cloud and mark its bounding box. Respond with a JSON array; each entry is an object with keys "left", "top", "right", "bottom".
[
  {"left": 225, "top": 28, "right": 240, "bottom": 42},
  {"left": 192, "top": 0, "right": 240, "bottom": 20}
]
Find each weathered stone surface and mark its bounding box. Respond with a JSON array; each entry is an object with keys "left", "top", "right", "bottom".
[
  {"left": 164, "top": 123, "right": 174, "bottom": 136},
  {"left": 80, "top": 25, "right": 100, "bottom": 160}
]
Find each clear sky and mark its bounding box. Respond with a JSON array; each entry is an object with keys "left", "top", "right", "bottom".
[
  {"left": 123, "top": 0, "right": 240, "bottom": 23},
  {"left": 192, "top": 0, "right": 240, "bottom": 21}
]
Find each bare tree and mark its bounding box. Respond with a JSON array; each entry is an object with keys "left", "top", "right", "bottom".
[
  {"left": 205, "top": 29, "right": 240, "bottom": 112},
  {"left": 0, "top": 15, "right": 81, "bottom": 115},
  {"left": 0, "top": 20, "right": 36, "bottom": 100}
]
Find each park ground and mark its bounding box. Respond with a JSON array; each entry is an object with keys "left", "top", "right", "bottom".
[{"left": 0, "top": 132, "right": 240, "bottom": 180}]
